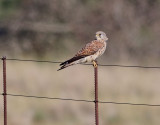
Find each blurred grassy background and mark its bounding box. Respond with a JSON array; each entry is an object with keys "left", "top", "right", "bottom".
[{"left": 0, "top": 0, "right": 160, "bottom": 125}]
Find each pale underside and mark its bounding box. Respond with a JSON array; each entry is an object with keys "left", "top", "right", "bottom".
[{"left": 58, "top": 39, "right": 107, "bottom": 70}]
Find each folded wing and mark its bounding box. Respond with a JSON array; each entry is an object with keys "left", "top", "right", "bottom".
[{"left": 58, "top": 40, "right": 104, "bottom": 71}]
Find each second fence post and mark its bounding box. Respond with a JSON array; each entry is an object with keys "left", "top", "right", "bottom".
[
  {"left": 2, "top": 56, "right": 7, "bottom": 125},
  {"left": 94, "top": 61, "right": 99, "bottom": 125}
]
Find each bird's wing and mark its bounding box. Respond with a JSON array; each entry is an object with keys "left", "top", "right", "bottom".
[
  {"left": 58, "top": 40, "right": 104, "bottom": 71},
  {"left": 75, "top": 40, "right": 104, "bottom": 57}
]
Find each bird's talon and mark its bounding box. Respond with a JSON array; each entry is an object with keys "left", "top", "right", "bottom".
[{"left": 93, "top": 61, "right": 98, "bottom": 68}]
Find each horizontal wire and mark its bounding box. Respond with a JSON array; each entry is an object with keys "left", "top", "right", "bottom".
[
  {"left": 1, "top": 57, "right": 160, "bottom": 106},
  {"left": 1, "top": 93, "right": 93, "bottom": 103},
  {"left": 1, "top": 58, "right": 160, "bottom": 69},
  {"left": 98, "top": 101, "right": 160, "bottom": 107},
  {"left": 5, "top": 58, "right": 61, "bottom": 64},
  {"left": 1, "top": 93, "right": 160, "bottom": 107},
  {"left": 98, "top": 64, "right": 160, "bottom": 69}
]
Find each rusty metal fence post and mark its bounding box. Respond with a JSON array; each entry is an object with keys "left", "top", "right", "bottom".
[
  {"left": 2, "top": 56, "right": 7, "bottom": 125},
  {"left": 94, "top": 61, "right": 99, "bottom": 125}
]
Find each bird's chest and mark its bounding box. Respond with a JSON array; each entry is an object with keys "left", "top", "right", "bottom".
[{"left": 86, "top": 47, "right": 106, "bottom": 62}]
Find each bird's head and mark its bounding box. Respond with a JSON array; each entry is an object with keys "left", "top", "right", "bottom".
[{"left": 95, "top": 31, "right": 108, "bottom": 41}]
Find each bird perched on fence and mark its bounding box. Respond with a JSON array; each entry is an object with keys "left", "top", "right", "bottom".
[{"left": 58, "top": 31, "right": 108, "bottom": 71}]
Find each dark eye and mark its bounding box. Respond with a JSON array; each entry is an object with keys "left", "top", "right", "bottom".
[{"left": 99, "top": 34, "right": 101, "bottom": 36}]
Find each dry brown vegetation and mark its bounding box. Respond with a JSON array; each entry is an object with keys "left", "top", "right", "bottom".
[
  {"left": 0, "top": 61, "right": 160, "bottom": 125},
  {"left": 0, "top": 0, "right": 160, "bottom": 125},
  {"left": 0, "top": 0, "right": 160, "bottom": 62}
]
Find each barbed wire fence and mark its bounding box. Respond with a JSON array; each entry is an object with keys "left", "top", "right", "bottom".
[{"left": 1, "top": 56, "right": 160, "bottom": 125}]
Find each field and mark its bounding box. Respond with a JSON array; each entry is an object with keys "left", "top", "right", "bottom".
[
  {"left": 0, "top": 0, "right": 160, "bottom": 124},
  {"left": 1, "top": 60, "right": 160, "bottom": 125}
]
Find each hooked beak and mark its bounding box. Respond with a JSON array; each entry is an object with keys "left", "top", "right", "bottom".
[
  {"left": 95, "top": 34, "right": 99, "bottom": 40},
  {"left": 96, "top": 34, "right": 99, "bottom": 38}
]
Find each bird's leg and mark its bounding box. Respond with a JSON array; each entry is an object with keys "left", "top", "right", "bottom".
[{"left": 92, "top": 60, "right": 98, "bottom": 68}]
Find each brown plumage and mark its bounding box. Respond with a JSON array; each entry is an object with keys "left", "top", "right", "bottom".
[
  {"left": 58, "top": 31, "right": 108, "bottom": 71},
  {"left": 75, "top": 40, "right": 105, "bottom": 57}
]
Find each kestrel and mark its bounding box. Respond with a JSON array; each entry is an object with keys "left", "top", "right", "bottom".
[{"left": 58, "top": 31, "right": 108, "bottom": 71}]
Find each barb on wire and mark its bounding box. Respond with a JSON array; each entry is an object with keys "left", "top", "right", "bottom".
[
  {"left": 1, "top": 93, "right": 160, "bottom": 107},
  {"left": 1, "top": 58, "right": 160, "bottom": 69}
]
